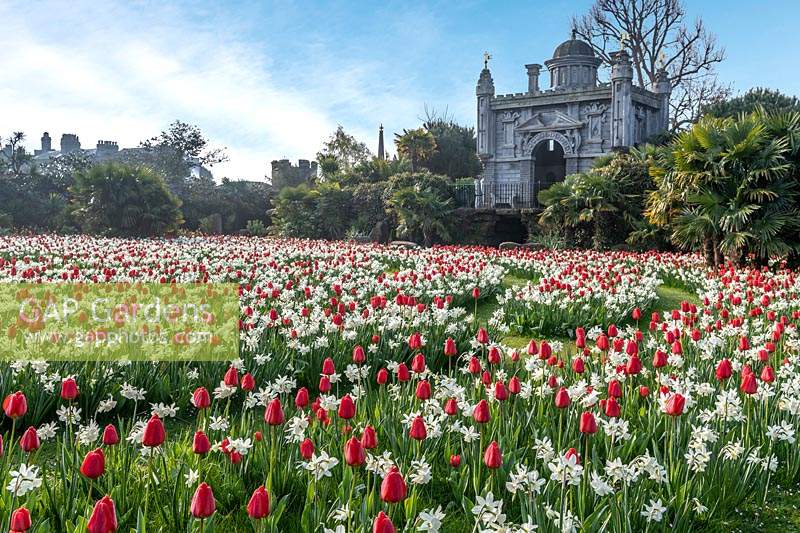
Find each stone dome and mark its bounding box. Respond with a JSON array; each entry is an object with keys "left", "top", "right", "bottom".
[{"left": 552, "top": 39, "right": 595, "bottom": 59}]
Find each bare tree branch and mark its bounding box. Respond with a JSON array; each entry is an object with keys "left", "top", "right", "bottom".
[{"left": 572, "top": 0, "right": 726, "bottom": 131}]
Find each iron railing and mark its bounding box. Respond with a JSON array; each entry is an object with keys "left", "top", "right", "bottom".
[{"left": 453, "top": 182, "right": 539, "bottom": 209}]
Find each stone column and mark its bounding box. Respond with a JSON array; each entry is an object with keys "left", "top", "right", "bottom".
[
  {"left": 654, "top": 68, "right": 672, "bottom": 133},
  {"left": 525, "top": 64, "right": 541, "bottom": 93},
  {"left": 610, "top": 50, "right": 634, "bottom": 149}
]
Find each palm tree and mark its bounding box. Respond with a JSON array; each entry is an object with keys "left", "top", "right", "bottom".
[
  {"left": 648, "top": 114, "right": 798, "bottom": 265},
  {"left": 394, "top": 129, "right": 437, "bottom": 172},
  {"left": 386, "top": 185, "right": 452, "bottom": 246}
]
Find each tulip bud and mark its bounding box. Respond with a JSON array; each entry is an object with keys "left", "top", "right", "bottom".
[
  {"left": 415, "top": 380, "right": 431, "bottom": 400},
  {"left": 61, "top": 377, "right": 79, "bottom": 401},
  {"left": 241, "top": 373, "right": 255, "bottom": 391},
  {"left": 665, "top": 393, "right": 685, "bottom": 416},
  {"left": 449, "top": 454, "right": 461, "bottom": 467},
  {"left": 373, "top": 511, "right": 396, "bottom": 533},
  {"left": 483, "top": 440, "right": 502, "bottom": 469},
  {"left": 80, "top": 448, "right": 105, "bottom": 479},
  {"left": 102, "top": 424, "right": 119, "bottom": 446},
  {"left": 299, "top": 438, "right": 315, "bottom": 460},
  {"left": 295, "top": 387, "right": 309, "bottom": 409},
  {"left": 473, "top": 399, "right": 490, "bottom": 424},
  {"left": 579, "top": 411, "right": 597, "bottom": 434},
  {"left": 142, "top": 415, "right": 167, "bottom": 448},
  {"left": 361, "top": 425, "right": 378, "bottom": 449},
  {"left": 223, "top": 366, "right": 239, "bottom": 387},
  {"left": 344, "top": 436, "right": 366, "bottom": 466},
  {"left": 190, "top": 482, "right": 216, "bottom": 518},
  {"left": 409, "top": 416, "right": 427, "bottom": 441},
  {"left": 376, "top": 368, "right": 389, "bottom": 385},
  {"left": 20, "top": 426, "right": 40, "bottom": 453},
  {"left": 338, "top": 394, "right": 356, "bottom": 419},
  {"left": 264, "top": 398, "right": 285, "bottom": 425},
  {"left": 10, "top": 506, "right": 31, "bottom": 532},
  {"left": 554, "top": 387, "right": 571, "bottom": 409},
  {"left": 193, "top": 431, "right": 211, "bottom": 455},
  {"left": 3, "top": 391, "right": 28, "bottom": 419},
  {"left": 247, "top": 485, "right": 270, "bottom": 519},
  {"left": 380, "top": 467, "right": 407, "bottom": 503},
  {"left": 87, "top": 496, "right": 117, "bottom": 533},
  {"left": 192, "top": 387, "right": 211, "bottom": 409}
]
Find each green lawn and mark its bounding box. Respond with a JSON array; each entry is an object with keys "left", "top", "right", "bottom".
[{"left": 475, "top": 273, "right": 800, "bottom": 531}]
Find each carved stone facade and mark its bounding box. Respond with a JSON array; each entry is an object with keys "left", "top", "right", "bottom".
[{"left": 475, "top": 37, "right": 671, "bottom": 208}]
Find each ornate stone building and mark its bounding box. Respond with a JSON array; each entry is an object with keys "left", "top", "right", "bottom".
[{"left": 475, "top": 35, "right": 670, "bottom": 208}]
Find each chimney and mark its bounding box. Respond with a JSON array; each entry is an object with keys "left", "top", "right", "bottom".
[{"left": 525, "top": 64, "right": 542, "bottom": 93}]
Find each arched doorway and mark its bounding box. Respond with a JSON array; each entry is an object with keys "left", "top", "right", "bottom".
[{"left": 532, "top": 139, "right": 566, "bottom": 206}]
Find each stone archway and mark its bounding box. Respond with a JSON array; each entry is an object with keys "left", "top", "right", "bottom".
[{"left": 526, "top": 132, "right": 570, "bottom": 206}]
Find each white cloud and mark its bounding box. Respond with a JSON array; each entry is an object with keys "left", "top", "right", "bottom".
[{"left": 0, "top": 1, "right": 431, "bottom": 180}]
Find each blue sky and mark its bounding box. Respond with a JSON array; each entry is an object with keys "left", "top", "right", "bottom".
[{"left": 2, "top": 0, "right": 798, "bottom": 180}]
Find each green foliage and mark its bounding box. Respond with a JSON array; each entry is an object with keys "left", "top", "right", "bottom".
[
  {"left": 386, "top": 183, "right": 453, "bottom": 246},
  {"left": 246, "top": 219, "right": 268, "bottom": 236},
  {"left": 420, "top": 117, "right": 482, "bottom": 178},
  {"left": 71, "top": 163, "right": 183, "bottom": 237},
  {"left": 646, "top": 111, "right": 800, "bottom": 265},
  {"left": 537, "top": 153, "right": 657, "bottom": 249},
  {"left": 703, "top": 88, "right": 800, "bottom": 119},
  {"left": 270, "top": 184, "right": 322, "bottom": 239},
  {"left": 394, "top": 128, "right": 437, "bottom": 172},
  {"left": 316, "top": 126, "right": 372, "bottom": 175}
]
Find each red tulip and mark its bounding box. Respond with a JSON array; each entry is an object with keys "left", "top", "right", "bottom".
[
  {"left": 572, "top": 357, "right": 585, "bottom": 374},
  {"left": 80, "top": 448, "right": 105, "bottom": 479},
  {"left": 361, "top": 425, "right": 378, "bottom": 449},
  {"left": 241, "top": 373, "right": 255, "bottom": 391},
  {"left": 607, "top": 379, "right": 622, "bottom": 398},
  {"left": 579, "top": 411, "right": 597, "bottom": 434},
  {"left": 247, "top": 485, "right": 270, "bottom": 519},
  {"left": 192, "top": 387, "right": 211, "bottom": 409},
  {"left": 508, "top": 376, "right": 521, "bottom": 395},
  {"left": 61, "top": 377, "right": 79, "bottom": 401},
  {"left": 632, "top": 307, "right": 641, "bottom": 320},
  {"left": 142, "top": 414, "right": 165, "bottom": 447},
  {"left": 190, "top": 482, "right": 216, "bottom": 518},
  {"left": 715, "top": 358, "right": 732, "bottom": 380},
  {"left": 665, "top": 393, "right": 685, "bottom": 416},
  {"left": 565, "top": 447, "right": 580, "bottom": 464},
  {"left": 472, "top": 287, "right": 480, "bottom": 299},
  {"left": 596, "top": 334, "right": 609, "bottom": 351},
  {"left": 102, "top": 424, "right": 119, "bottom": 446},
  {"left": 352, "top": 345, "right": 366, "bottom": 364},
  {"left": 193, "top": 431, "right": 211, "bottom": 454},
  {"left": 608, "top": 324, "right": 618, "bottom": 337},
  {"left": 449, "top": 454, "right": 461, "bottom": 467},
  {"left": 344, "top": 436, "right": 366, "bottom": 466},
  {"left": 264, "top": 398, "right": 285, "bottom": 425},
  {"left": 473, "top": 399, "right": 490, "bottom": 424},
  {"left": 639, "top": 386, "right": 650, "bottom": 398},
  {"left": 3, "top": 391, "right": 27, "bottom": 419},
  {"left": 376, "top": 368, "right": 389, "bottom": 384},
  {"left": 444, "top": 398, "right": 458, "bottom": 415},
  {"left": 338, "top": 394, "right": 356, "bottom": 419},
  {"left": 626, "top": 355, "right": 642, "bottom": 375},
  {"left": 10, "top": 507, "right": 31, "bottom": 532},
  {"left": 527, "top": 339, "right": 538, "bottom": 355},
  {"left": 87, "top": 496, "right": 117, "bottom": 533},
  {"left": 396, "top": 363, "right": 410, "bottom": 382},
  {"left": 740, "top": 373, "right": 758, "bottom": 395},
  {"left": 739, "top": 336, "right": 750, "bottom": 351},
  {"left": 295, "top": 387, "right": 309, "bottom": 409},
  {"left": 408, "top": 332, "right": 423, "bottom": 350},
  {"left": 554, "top": 387, "right": 571, "bottom": 409},
  {"left": 604, "top": 397, "right": 621, "bottom": 417},
  {"left": 223, "top": 366, "right": 239, "bottom": 387},
  {"left": 322, "top": 357, "right": 336, "bottom": 375},
  {"left": 494, "top": 381, "right": 509, "bottom": 401},
  {"left": 380, "top": 466, "right": 407, "bottom": 503},
  {"left": 653, "top": 349, "right": 668, "bottom": 368},
  {"left": 761, "top": 365, "right": 775, "bottom": 383},
  {"left": 444, "top": 337, "right": 458, "bottom": 357},
  {"left": 411, "top": 353, "right": 426, "bottom": 373},
  {"left": 299, "top": 438, "right": 315, "bottom": 460},
  {"left": 318, "top": 375, "right": 331, "bottom": 393},
  {"left": 483, "top": 440, "right": 502, "bottom": 469},
  {"left": 373, "top": 511, "right": 396, "bottom": 533},
  {"left": 476, "top": 327, "right": 489, "bottom": 344},
  {"left": 20, "top": 426, "right": 40, "bottom": 453},
  {"left": 487, "top": 346, "right": 501, "bottom": 365},
  {"left": 415, "top": 380, "right": 431, "bottom": 400},
  {"left": 409, "top": 416, "right": 427, "bottom": 440}
]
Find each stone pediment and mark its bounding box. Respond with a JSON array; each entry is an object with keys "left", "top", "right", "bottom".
[{"left": 515, "top": 110, "right": 583, "bottom": 132}]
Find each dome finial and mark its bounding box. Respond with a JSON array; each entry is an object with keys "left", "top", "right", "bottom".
[{"left": 571, "top": 27, "right": 577, "bottom": 40}]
